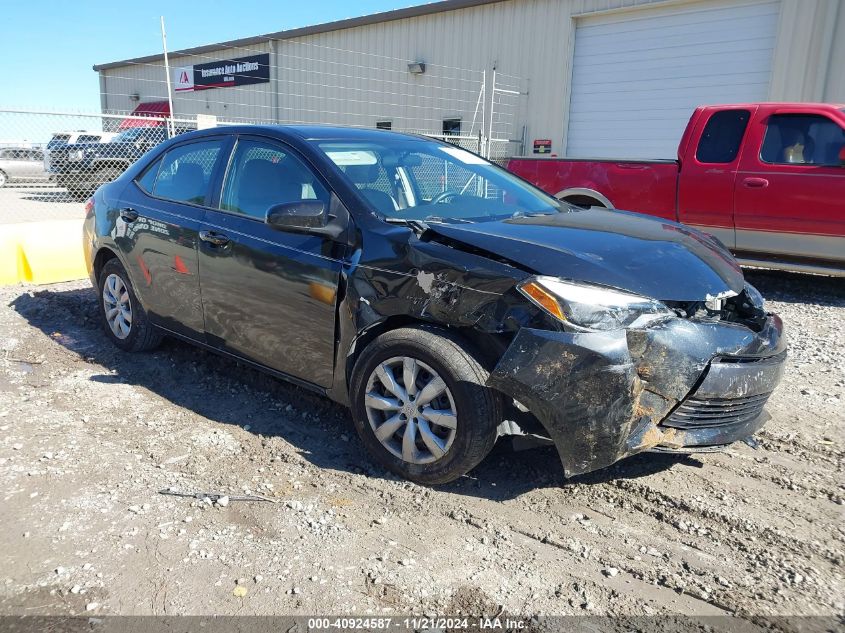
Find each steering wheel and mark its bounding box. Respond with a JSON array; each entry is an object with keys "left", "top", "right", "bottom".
[{"left": 430, "top": 190, "right": 461, "bottom": 204}]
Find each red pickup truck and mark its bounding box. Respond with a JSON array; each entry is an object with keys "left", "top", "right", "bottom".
[{"left": 508, "top": 103, "right": 845, "bottom": 276}]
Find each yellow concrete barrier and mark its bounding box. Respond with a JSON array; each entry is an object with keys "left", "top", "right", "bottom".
[{"left": 0, "top": 220, "right": 88, "bottom": 285}]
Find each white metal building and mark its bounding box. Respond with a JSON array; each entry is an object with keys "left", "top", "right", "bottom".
[{"left": 94, "top": 0, "right": 845, "bottom": 159}]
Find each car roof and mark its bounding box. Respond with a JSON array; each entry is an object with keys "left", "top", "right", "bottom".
[{"left": 175, "top": 124, "right": 434, "bottom": 144}]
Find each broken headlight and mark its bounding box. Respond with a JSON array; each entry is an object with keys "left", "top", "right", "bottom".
[
  {"left": 518, "top": 276, "right": 674, "bottom": 331},
  {"left": 744, "top": 281, "right": 765, "bottom": 310}
]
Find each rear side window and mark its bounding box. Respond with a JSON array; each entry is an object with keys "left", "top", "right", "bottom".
[
  {"left": 219, "top": 139, "right": 329, "bottom": 220},
  {"left": 761, "top": 114, "right": 845, "bottom": 166},
  {"left": 696, "top": 110, "right": 750, "bottom": 164},
  {"left": 77, "top": 135, "right": 100, "bottom": 144},
  {"left": 151, "top": 140, "right": 224, "bottom": 205}
]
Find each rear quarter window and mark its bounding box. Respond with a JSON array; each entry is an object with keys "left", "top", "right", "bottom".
[{"left": 695, "top": 110, "right": 751, "bottom": 164}]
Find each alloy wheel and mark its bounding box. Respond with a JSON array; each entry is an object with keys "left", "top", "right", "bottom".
[
  {"left": 102, "top": 273, "right": 132, "bottom": 340},
  {"left": 364, "top": 356, "right": 457, "bottom": 464}
]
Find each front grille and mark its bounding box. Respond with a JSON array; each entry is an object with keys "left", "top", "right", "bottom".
[{"left": 663, "top": 392, "right": 770, "bottom": 430}]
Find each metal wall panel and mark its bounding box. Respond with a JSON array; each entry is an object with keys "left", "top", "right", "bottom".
[{"left": 99, "top": 0, "right": 843, "bottom": 156}]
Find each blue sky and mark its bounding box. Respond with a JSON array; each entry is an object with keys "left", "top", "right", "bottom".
[{"left": 1, "top": 0, "right": 414, "bottom": 112}]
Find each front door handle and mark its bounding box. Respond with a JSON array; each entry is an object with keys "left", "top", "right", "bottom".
[
  {"left": 119, "top": 207, "right": 138, "bottom": 222},
  {"left": 742, "top": 177, "right": 769, "bottom": 188},
  {"left": 199, "top": 230, "right": 230, "bottom": 247}
]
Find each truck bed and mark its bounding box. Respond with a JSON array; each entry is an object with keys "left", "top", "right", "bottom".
[{"left": 507, "top": 157, "right": 680, "bottom": 221}]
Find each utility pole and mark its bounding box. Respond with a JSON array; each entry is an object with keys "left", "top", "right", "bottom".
[{"left": 160, "top": 16, "right": 176, "bottom": 138}]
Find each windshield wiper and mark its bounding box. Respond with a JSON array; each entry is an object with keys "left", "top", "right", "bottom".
[
  {"left": 422, "top": 215, "right": 474, "bottom": 224},
  {"left": 383, "top": 217, "right": 430, "bottom": 235}
]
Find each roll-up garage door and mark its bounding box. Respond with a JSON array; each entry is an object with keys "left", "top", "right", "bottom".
[{"left": 566, "top": 0, "right": 780, "bottom": 159}]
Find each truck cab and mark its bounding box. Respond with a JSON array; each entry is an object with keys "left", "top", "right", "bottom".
[
  {"left": 507, "top": 103, "right": 845, "bottom": 276},
  {"left": 678, "top": 103, "right": 845, "bottom": 273}
]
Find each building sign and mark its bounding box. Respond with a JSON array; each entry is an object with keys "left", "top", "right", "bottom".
[
  {"left": 172, "top": 54, "right": 270, "bottom": 92},
  {"left": 173, "top": 67, "right": 194, "bottom": 92},
  {"left": 533, "top": 139, "right": 552, "bottom": 154}
]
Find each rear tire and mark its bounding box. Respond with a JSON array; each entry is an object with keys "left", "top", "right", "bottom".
[
  {"left": 350, "top": 326, "right": 500, "bottom": 485},
  {"left": 97, "top": 258, "right": 163, "bottom": 352},
  {"left": 0, "top": 171, "right": 7, "bottom": 188}
]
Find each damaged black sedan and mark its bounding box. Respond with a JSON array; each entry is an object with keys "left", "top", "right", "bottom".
[{"left": 83, "top": 126, "right": 786, "bottom": 484}]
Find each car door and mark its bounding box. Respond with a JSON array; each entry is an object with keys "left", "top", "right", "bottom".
[
  {"left": 197, "top": 135, "right": 345, "bottom": 388},
  {"left": 734, "top": 109, "right": 845, "bottom": 264},
  {"left": 114, "top": 136, "right": 230, "bottom": 338},
  {"left": 23, "top": 150, "right": 46, "bottom": 180}
]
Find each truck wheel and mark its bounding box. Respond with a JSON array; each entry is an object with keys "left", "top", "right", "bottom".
[
  {"left": 563, "top": 195, "right": 605, "bottom": 209},
  {"left": 97, "top": 258, "right": 163, "bottom": 352},
  {"left": 0, "top": 171, "right": 7, "bottom": 188},
  {"left": 349, "top": 326, "right": 501, "bottom": 485}
]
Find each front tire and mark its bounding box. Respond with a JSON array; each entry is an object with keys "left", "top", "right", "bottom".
[
  {"left": 97, "top": 258, "right": 163, "bottom": 352},
  {"left": 0, "top": 170, "right": 7, "bottom": 188},
  {"left": 350, "top": 326, "right": 500, "bottom": 485}
]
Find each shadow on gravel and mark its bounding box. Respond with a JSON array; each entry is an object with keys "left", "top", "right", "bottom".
[
  {"left": 744, "top": 269, "right": 844, "bottom": 308},
  {"left": 12, "top": 286, "right": 701, "bottom": 499}
]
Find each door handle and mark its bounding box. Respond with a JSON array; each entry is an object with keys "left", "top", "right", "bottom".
[
  {"left": 199, "top": 230, "right": 230, "bottom": 247},
  {"left": 119, "top": 207, "right": 138, "bottom": 222},
  {"left": 742, "top": 177, "right": 769, "bottom": 188}
]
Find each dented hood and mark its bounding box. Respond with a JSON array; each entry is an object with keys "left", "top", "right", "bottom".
[{"left": 425, "top": 208, "right": 745, "bottom": 301}]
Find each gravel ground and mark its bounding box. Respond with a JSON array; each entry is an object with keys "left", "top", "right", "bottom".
[{"left": 0, "top": 269, "right": 842, "bottom": 624}]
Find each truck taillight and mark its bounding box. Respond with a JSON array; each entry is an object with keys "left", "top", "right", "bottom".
[{"left": 84, "top": 198, "right": 95, "bottom": 217}]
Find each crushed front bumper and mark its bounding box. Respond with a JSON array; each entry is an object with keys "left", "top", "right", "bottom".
[{"left": 487, "top": 314, "right": 785, "bottom": 477}]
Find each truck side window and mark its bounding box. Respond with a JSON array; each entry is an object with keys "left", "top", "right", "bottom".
[
  {"left": 696, "top": 110, "right": 750, "bottom": 164},
  {"left": 761, "top": 114, "right": 845, "bottom": 166}
]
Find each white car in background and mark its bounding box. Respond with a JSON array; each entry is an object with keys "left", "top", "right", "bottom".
[{"left": 0, "top": 147, "right": 50, "bottom": 187}]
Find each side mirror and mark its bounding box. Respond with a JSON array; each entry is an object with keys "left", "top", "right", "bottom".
[
  {"left": 266, "top": 200, "right": 328, "bottom": 231},
  {"left": 839, "top": 146, "right": 845, "bottom": 166}
]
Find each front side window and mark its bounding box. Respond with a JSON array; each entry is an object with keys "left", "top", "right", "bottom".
[
  {"left": 315, "top": 138, "right": 561, "bottom": 223},
  {"left": 761, "top": 114, "right": 845, "bottom": 166},
  {"left": 220, "top": 139, "right": 329, "bottom": 220},
  {"left": 150, "top": 139, "right": 223, "bottom": 205},
  {"left": 696, "top": 109, "right": 750, "bottom": 164}
]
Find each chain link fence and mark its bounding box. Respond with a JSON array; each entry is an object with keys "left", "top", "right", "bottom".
[{"left": 0, "top": 52, "right": 525, "bottom": 222}]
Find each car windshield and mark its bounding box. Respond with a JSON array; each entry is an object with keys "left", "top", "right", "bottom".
[
  {"left": 47, "top": 134, "right": 71, "bottom": 149},
  {"left": 112, "top": 129, "right": 145, "bottom": 142},
  {"left": 314, "top": 138, "right": 561, "bottom": 222}
]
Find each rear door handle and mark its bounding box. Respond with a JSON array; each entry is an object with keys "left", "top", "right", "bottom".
[
  {"left": 119, "top": 207, "right": 138, "bottom": 222},
  {"left": 199, "top": 230, "right": 230, "bottom": 247},
  {"left": 742, "top": 177, "right": 769, "bottom": 188}
]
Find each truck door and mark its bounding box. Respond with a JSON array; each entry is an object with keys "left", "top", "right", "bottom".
[
  {"left": 734, "top": 108, "right": 845, "bottom": 265},
  {"left": 677, "top": 107, "right": 753, "bottom": 248}
]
